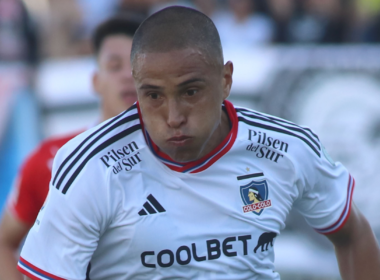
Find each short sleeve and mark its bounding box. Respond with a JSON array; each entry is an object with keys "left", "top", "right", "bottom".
[
  {"left": 7, "top": 146, "right": 50, "bottom": 226},
  {"left": 17, "top": 142, "right": 113, "bottom": 280},
  {"left": 293, "top": 145, "right": 355, "bottom": 235}
]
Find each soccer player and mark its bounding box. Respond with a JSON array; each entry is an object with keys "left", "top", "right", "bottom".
[
  {"left": 0, "top": 15, "right": 141, "bottom": 280},
  {"left": 19, "top": 6, "right": 380, "bottom": 280}
]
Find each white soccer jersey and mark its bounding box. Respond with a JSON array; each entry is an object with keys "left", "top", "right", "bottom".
[{"left": 18, "top": 101, "right": 354, "bottom": 280}]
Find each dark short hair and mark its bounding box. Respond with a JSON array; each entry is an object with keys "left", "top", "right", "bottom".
[
  {"left": 92, "top": 14, "right": 143, "bottom": 55},
  {"left": 131, "top": 6, "right": 223, "bottom": 67}
]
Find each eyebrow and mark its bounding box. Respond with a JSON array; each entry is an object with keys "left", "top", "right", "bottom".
[
  {"left": 139, "top": 78, "right": 205, "bottom": 91},
  {"left": 139, "top": 84, "right": 163, "bottom": 90},
  {"left": 178, "top": 78, "right": 205, "bottom": 87}
]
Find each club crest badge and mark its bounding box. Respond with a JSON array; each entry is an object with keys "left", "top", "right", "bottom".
[{"left": 240, "top": 180, "right": 271, "bottom": 215}]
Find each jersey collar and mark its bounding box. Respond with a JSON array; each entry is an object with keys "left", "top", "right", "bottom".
[{"left": 137, "top": 100, "right": 238, "bottom": 173}]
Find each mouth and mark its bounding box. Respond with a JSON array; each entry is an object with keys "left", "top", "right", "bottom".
[{"left": 167, "top": 135, "right": 192, "bottom": 146}]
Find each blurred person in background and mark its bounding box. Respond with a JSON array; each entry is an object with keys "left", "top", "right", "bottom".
[
  {"left": 354, "top": 0, "right": 380, "bottom": 42},
  {"left": 0, "top": 0, "right": 40, "bottom": 218},
  {"left": 39, "top": 0, "right": 89, "bottom": 58},
  {"left": 0, "top": 0, "right": 39, "bottom": 141},
  {"left": 0, "top": 15, "right": 141, "bottom": 280},
  {"left": 148, "top": 0, "right": 195, "bottom": 15},
  {"left": 268, "top": 0, "right": 350, "bottom": 44},
  {"left": 0, "top": 0, "right": 39, "bottom": 64},
  {"left": 78, "top": 0, "right": 120, "bottom": 37},
  {"left": 192, "top": 0, "right": 231, "bottom": 30},
  {"left": 268, "top": 0, "right": 299, "bottom": 43},
  {"left": 192, "top": 0, "right": 219, "bottom": 18},
  {"left": 117, "top": 0, "right": 154, "bottom": 19},
  {"left": 214, "top": 0, "right": 274, "bottom": 49},
  {"left": 117, "top": 0, "right": 195, "bottom": 18},
  {"left": 289, "top": 0, "right": 349, "bottom": 43}
]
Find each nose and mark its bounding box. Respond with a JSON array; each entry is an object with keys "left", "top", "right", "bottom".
[{"left": 166, "top": 98, "right": 186, "bottom": 128}]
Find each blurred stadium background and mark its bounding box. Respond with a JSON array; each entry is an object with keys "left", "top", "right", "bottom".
[{"left": 1, "top": 0, "right": 380, "bottom": 279}]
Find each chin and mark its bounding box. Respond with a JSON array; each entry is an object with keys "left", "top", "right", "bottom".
[{"left": 169, "top": 150, "right": 199, "bottom": 163}]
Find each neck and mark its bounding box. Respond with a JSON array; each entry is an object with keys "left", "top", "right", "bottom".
[{"left": 193, "top": 109, "right": 230, "bottom": 161}]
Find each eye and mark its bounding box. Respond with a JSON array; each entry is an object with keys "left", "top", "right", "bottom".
[
  {"left": 108, "top": 63, "right": 121, "bottom": 72},
  {"left": 148, "top": 93, "right": 159, "bottom": 99},
  {"left": 185, "top": 89, "right": 198, "bottom": 96},
  {"left": 106, "top": 58, "right": 121, "bottom": 69}
]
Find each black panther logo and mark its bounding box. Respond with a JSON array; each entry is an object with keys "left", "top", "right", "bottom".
[{"left": 254, "top": 232, "right": 277, "bottom": 253}]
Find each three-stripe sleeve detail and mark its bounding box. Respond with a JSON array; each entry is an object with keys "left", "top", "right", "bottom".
[
  {"left": 55, "top": 114, "right": 139, "bottom": 191},
  {"left": 237, "top": 108, "right": 319, "bottom": 141},
  {"left": 53, "top": 105, "right": 137, "bottom": 187},
  {"left": 60, "top": 124, "right": 141, "bottom": 194},
  {"left": 237, "top": 109, "right": 320, "bottom": 148},
  {"left": 237, "top": 113, "right": 321, "bottom": 157}
]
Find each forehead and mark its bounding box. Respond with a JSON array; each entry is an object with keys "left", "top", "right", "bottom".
[
  {"left": 98, "top": 35, "right": 133, "bottom": 59},
  {"left": 132, "top": 48, "right": 218, "bottom": 81}
]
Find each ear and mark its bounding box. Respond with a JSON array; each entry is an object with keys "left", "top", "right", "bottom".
[{"left": 222, "top": 61, "right": 233, "bottom": 100}]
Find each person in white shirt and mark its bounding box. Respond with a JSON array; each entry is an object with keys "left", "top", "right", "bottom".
[{"left": 19, "top": 6, "right": 380, "bottom": 280}]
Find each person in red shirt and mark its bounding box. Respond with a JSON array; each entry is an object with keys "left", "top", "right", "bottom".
[{"left": 0, "top": 15, "right": 141, "bottom": 280}]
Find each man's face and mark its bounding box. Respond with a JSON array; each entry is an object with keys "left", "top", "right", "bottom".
[
  {"left": 93, "top": 35, "right": 137, "bottom": 120},
  {"left": 133, "top": 48, "right": 233, "bottom": 162}
]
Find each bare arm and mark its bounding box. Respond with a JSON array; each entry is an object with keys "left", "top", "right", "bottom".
[
  {"left": 0, "top": 211, "right": 30, "bottom": 280},
  {"left": 327, "top": 203, "right": 380, "bottom": 280}
]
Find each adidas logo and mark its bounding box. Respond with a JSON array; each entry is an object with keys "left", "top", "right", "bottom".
[{"left": 138, "top": 194, "right": 166, "bottom": 216}]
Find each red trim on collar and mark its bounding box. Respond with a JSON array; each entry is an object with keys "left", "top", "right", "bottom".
[{"left": 137, "top": 100, "right": 238, "bottom": 173}]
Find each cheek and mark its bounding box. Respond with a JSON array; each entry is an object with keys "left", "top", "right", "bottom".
[
  {"left": 98, "top": 75, "right": 112, "bottom": 91},
  {"left": 191, "top": 99, "right": 220, "bottom": 123},
  {"left": 141, "top": 107, "right": 164, "bottom": 132},
  {"left": 102, "top": 71, "right": 121, "bottom": 83},
  {"left": 187, "top": 107, "right": 220, "bottom": 138}
]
